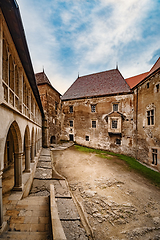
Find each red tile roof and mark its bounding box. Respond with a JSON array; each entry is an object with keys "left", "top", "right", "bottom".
[
  {"left": 125, "top": 57, "right": 160, "bottom": 89},
  {"left": 35, "top": 71, "right": 61, "bottom": 96},
  {"left": 61, "top": 69, "right": 131, "bottom": 100},
  {"left": 147, "top": 57, "right": 160, "bottom": 77},
  {"left": 125, "top": 72, "right": 149, "bottom": 89}
]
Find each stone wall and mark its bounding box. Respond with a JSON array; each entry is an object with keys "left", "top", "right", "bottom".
[
  {"left": 135, "top": 70, "right": 160, "bottom": 171},
  {"left": 61, "top": 93, "right": 135, "bottom": 156},
  {"left": 38, "top": 84, "right": 61, "bottom": 146}
]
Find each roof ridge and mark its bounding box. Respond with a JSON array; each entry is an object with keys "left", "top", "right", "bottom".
[{"left": 78, "top": 68, "right": 118, "bottom": 78}]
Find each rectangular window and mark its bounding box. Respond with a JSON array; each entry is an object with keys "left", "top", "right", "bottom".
[
  {"left": 116, "top": 139, "right": 121, "bottom": 145},
  {"left": 69, "top": 105, "right": 73, "bottom": 113},
  {"left": 86, "top": 136, "right": 89, "bottom": 141},
  {"left": 147, "top": 82, "right": 149, "bottom": 88},
  {"left": 69, "top": 120, "right": 73, "bottom": 127},
  {"left": 112, "top": 120, "right": 117, "bottom": 129},
  {"left": 156, "top": 84, "right": 159, "bottom": 92},
  {"left": 147, "top": 109, "right": 154, "bottom": 125},
  {"left": 92, "top": 120, "right": 96, "bottom": 128},
  {"left": 152, "top": 149, "right": 157, "bottom": 165},
  {"left": 91, "top": 105, "right": 96, "bottom": 112},
  {"left": 113, "top": 104, "right": 118, "bottom": 112}
]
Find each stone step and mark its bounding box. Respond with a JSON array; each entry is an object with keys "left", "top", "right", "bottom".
[
  {"left": 2, "top": 231, "right": 52, "bottom": 240},
  {"left": 53, "top": 180, "right": 71, "bottom": 198}
]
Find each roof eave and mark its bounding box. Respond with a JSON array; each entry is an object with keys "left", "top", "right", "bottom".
[
  {"left": 0, "top": 0, "right": 44, "bottom": 117},
  {"left": 132, "top": 67, "right": 160, "bottom": 90},
  {"left": 61, "top": 91, "right": 132, "bottom": 101}
]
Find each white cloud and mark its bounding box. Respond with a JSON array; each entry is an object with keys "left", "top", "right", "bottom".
[{"left": 17, "top": 0, "right": 159, "bottom": 94}]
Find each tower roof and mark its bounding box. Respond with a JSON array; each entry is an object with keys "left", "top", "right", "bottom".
[{"left": 35, "top": 71, "right": 61, "bottom": 96}]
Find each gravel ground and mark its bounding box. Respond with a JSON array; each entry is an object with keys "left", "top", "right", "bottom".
[{"left": 52, "top": 146, "right": 160, "bottom": 240}]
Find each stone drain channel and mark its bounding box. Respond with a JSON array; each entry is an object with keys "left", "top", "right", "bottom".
[{"left": 31, "top": 147, "right": 89, "bottom": 239}]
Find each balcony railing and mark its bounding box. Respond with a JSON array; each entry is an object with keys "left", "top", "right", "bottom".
[{"left": 2, "top": 80, "right": 20, "bottom": 111}]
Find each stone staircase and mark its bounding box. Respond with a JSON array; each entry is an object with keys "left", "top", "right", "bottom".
[{"left": 1, "top": 148, "right": 52, "bottom": 240}]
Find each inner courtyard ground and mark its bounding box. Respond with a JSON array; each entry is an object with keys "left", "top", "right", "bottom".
[{"left": 53, "top": 145, "right": 160, "bottom": 240}]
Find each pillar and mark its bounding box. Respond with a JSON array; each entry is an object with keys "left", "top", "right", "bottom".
[
  {"left": 31, "top": 144, "right": 35, "bottom": 162},
  {"left": 0, "top": 170, "right": 3, "bottom": 228},
  {"left": 24, "top": 145, "right": 31, "bottom": 172},
  {"left": 13, "top": 152, "right": 23, "bottom": 191}
]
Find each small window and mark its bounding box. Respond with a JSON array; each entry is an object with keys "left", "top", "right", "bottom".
[
  {"left": 92, "top": 120, "right": 96, "bottom": 128},
  {"left": 113, "top": 104, "right": 118, "bottom": 112},
  {"left": 112, "top": 120, "right": 117, "bottom": 129},
  {"left": 147, "top": 109, "right": 154, "bottom": 125},
  {"left": 69, "top": 120, "right": 73, "bottom": 127},
  {"left": 91, "top": 105, "right": 96, "bottom": 112},
  {"left": 69, "top": 106, "right": 73, "bottom": 113},
  {"left": 156, "top": 84, "right": 159, "bottom": 92},
  {"left": 116, "top": 139, "right": 121, "bottom": 145},
  {"left": 147, "top": 82, "right": 149, "bottom": 88},
  {"left": 86, "top": 136, "right": 89, "bottom": 141},
  {"left": 55, "top": 101, "right": 58, "bottom": 111},
  {"left": 152, "top": 149, "right": 157, "bottom": 165}
]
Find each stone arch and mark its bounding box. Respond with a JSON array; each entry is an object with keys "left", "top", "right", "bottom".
[
  {"left": 4, "top": 120, "right": 23, "bottom": 190},
  {"left": 24, "top": 125, "right": 31, "bottom": 172}
]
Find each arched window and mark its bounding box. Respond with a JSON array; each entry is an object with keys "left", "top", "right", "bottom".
[
  {"left": 15, "top": 65, "right": 19, "bottom": 96},
  {"left": 9, "top": 55, "right": 14, "bottom": 91},
  {"left": 2, "top": 39, "right": 8, "bottom": 84}
]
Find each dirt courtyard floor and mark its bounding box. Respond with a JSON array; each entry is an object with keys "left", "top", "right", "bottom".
[{"left": 52, "top": 146, "right": 160, "bottom": 240}]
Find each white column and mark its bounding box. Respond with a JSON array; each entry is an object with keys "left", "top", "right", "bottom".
[
  {"left": 13, "top": 152, "right": 23, "bottom": 191},
  {"left": 0, "top": 170, "right": 3, "bottom": 228},
  {"left": 24, "top": 145, "right": 31, "bottom": 172}
]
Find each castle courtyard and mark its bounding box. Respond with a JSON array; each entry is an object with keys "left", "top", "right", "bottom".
[{"left": 53, "top": 145, "right": 160, "bottom": 240}]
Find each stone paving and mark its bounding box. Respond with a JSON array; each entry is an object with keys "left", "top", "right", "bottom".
[{"left": 51, "top": 142, "right": 89, "bottom": 240}]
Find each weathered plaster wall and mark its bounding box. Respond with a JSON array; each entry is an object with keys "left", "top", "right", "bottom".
[
  {"left": 61, "top": 93, "right": 135, "bottom": 156},
  {"left": 135, "top": 70, "right": 160, "bottom": 171}
]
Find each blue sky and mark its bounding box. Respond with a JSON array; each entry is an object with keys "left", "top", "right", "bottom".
[{"left": 18, "top": 0, "right": 160, "bottom": 94}]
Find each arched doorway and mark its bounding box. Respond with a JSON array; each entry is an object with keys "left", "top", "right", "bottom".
[
  {"left": 3, "top": 121, "right": 23, "bottom": 191},
  {"left": 24, "top": 126, "right": 31, "bottom": 172},
  {"left": 50, "top": 135, "right": 56, "bottom": 144}
]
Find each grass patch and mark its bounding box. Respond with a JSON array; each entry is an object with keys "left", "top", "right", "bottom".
[{"left": 74, "top": 145, "right": 160, "bottom": 187}]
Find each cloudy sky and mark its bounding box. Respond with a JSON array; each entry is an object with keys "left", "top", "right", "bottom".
[{"left": 18, "top": 0, "right": 160, "bottom": 94}]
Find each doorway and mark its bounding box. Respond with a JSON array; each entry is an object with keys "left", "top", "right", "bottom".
[{"left": 69, "top": 134, "right": 74, "bottom": 141}]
